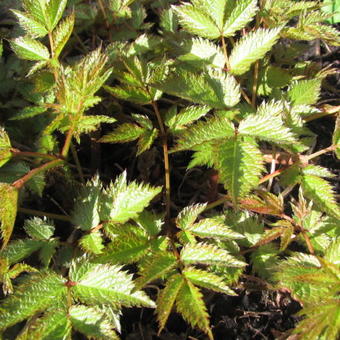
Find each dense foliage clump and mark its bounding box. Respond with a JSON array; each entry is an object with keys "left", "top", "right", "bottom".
[{"left": 0, "top": 0, "right": 339, "bottom": 339}]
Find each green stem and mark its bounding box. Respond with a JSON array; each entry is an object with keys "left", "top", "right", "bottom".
[
  {"left": 204, "top": 167, "right": 288, "bottom": 212},
  {"left": 12, "top": 159, "right": 63, "bottom": 189},
  {"left": 18, "top": 207, "right": 71, "bottom": 222},
  {"left": 70, "top": 143, "right": 85, "bottom": 184},
  {"left": 61, "top": 125, "right": 75, "bottom": 158},
  {"left": 11, "top": 149, "right": 59, "bottom": 161},
  {"left": 150, "top": 100, "right": 171, "bottom": 222},
  {"left": 48, "top": 31, "right": 58, "bottom": 81},
  {"left": 221, "top": 36, "right": 230, "bottom": 70},
  {"left": 305, "top": 144, "right": 336, "bottom": 161},
  {"left": 251, "top": 61, "right": 259, "bottom": 107}
]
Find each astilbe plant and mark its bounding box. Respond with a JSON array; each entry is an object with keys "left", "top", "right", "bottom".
[{"left": 0, "top": 0, "right": 339, "bottom": 339}]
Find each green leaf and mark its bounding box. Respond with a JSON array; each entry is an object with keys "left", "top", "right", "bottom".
[
  {"left": 22, "top": 0, "right": 49, "bottom": 28},
  {"left": 173, "top": 2, "right": 221, "bottom": 39},
  {"left": 0, "top": 272, "right": 67, "bottom": 330},
  {"left": 222, "top": 0, "right": 258, "bottom": 37},
  {"left": 104, "top": 84, "right": 152, "bottom": 104},
  {"left": 79, "top": 231, "right": 104, "bottom": 255},
  {"left": 251, "top": 244, "right": 279, "bottom": 279},
  {"left": 101, "top": 171, "right": 161, "bottom": 223},
  {"left": 70, "top": 261, "right": 156, "bottom": 308},
  {"left": 227, "top": 211, "right": 264, "bottom": 247},
  {"left": 0, "top": 183, "right": 18, "bottom": 249},
  {"left": 165, "top": 105, "right": 210, "bottom": 132},
  {"left": 7, "top": 263, "right": 37, "bottom": 280},
  {"left": 39, "top": 239, "right": 59, "bottom": 267},
  {"left": 70, "top": 305, "right": 119, "bottom": 340},
  {"left": 176, "top": 203, "right": 207, "bottom": 230},
  {"left": 21, "top": 309, "right": 71, "bottom": 340},
  {"left": 238, "top": 111, "right": 297, "bottom": 144},
  {"left": 97, "top": 226, "right": 158, "bottom": 264},
  {"left": 217, "top": 137, "right": 264, "bottom": 204},
  {"left": 294, "top": 299, "right": 340, "bottom": 340},
  {"left": 301, "top": 174, "right": 340, "bottom": 219},
  {"left": 134, "top": 210, "right": 163, "bottom": 236},
  {"left": 11, "top": 10, "right": 48, "bottom": 38},
  {"left": 1, "top": 262, "right": 37, "bottom": 295},
  {"left": 183, "top": 267, "right": 237, "bottom": 295},
  {"left": 302, "top": 164, "right": 335, "bottom": 178},
  {"left": 229, "top": 27, "right": 281, "bottom": 75},
  {"left": 181, "top": 242, "right": 246, "bottom": 267},
  {"left": 24, "top": 217, "right": 55, "bottom": 240},
  {"left": 188, "top": 142, "right": 217, "bottom": 169},
  {"left": 160, "top": 7, "right": 178, "bottom": 32},
  {"left": 288, "top": 79, "right": 322, "bottom": 105},
  {"left": 10, "top": 37, "right": 50, "bottom": 61},
  {"left": 333, "top": 114, "right": 340, "bottom": 159},
  {"left": 135, "top": 252, "right": 177, "bottom": 289},
  {"left": 72, "top": 177, "right": 101, "bottom": 231},
  {"left": 322, "top": 0, "right": 340, "bottom": 24},
  {"left": 178, "top": 38, "right": 225, "bottom": 69},
  {"left": 188, "top": 217, "right": 244, "bottom": 240},
  {"left": 136, "top": 128, "right": 158, "bottom": 155},
  {"left": 99, "top": 123, "right": 144, "bottom": 144},
  {"left": 46, "top": 0, "right": 68, "bottom": 30},
  {"left": 9, "top": 106, "right": 47, "bottom": 121},
  {"left": 176, "top": 279, "right": 213, "bottom": 339},
  {"left": 274, "top": 253, "right": 338, "bottom": 303},
  {"left": 153, "top": 68, "right": 240, "bottom": 109},
  {"left": 0, "top": 127, "right": 12, "bottom": 168},
  {"left": 52, "top": 13, "right": 75, "bottom": 58},
  {"left": 0, "top": 239, "right": 43, "bottom": 265},
  {"left": 156, "top": 273, "right": 184, "bottom": 334},
  {"left": 325, "top": 238, "right": 340, "bottom": 264},
  {"left": 257, "top": 65, "right": 292, "bottom": 96},
  {"left": 76, "top": 115, "right": 117, "bottom": 136},
  {"left": 173, "top": 115, "right": 235, "bottom": 151}
]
